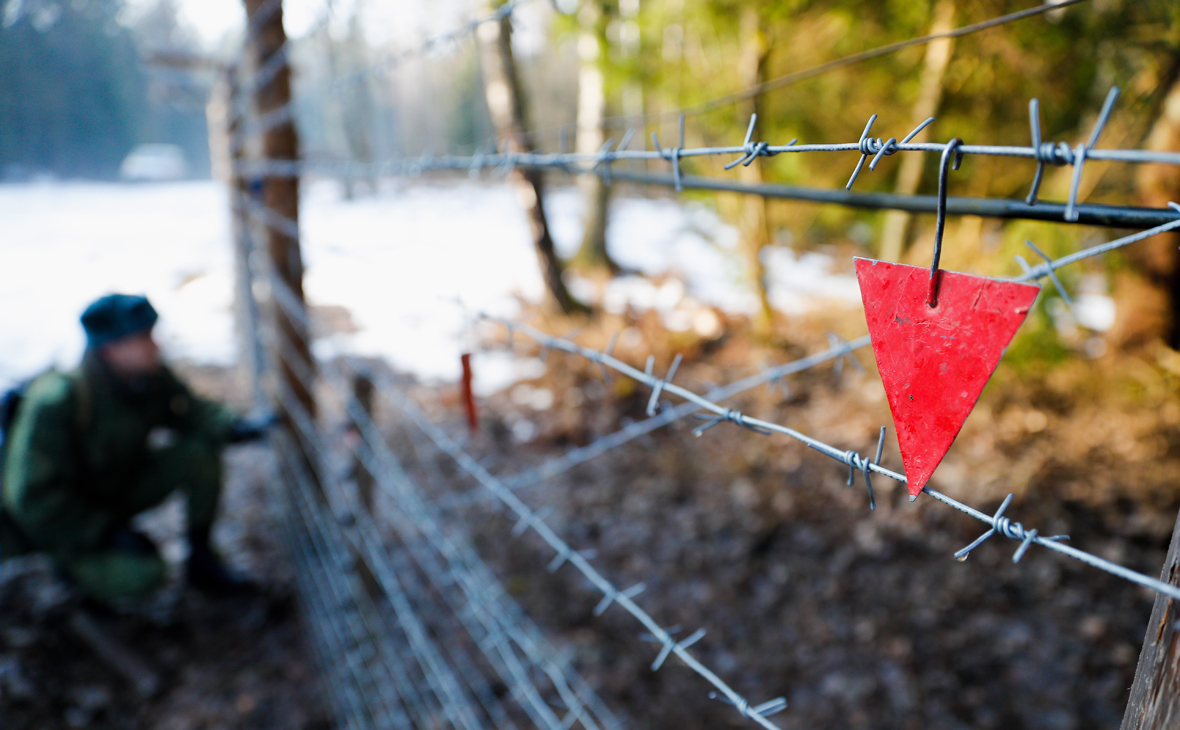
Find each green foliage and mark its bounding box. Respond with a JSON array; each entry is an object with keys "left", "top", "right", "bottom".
[
  {"left": 0, "top": 0, "right": 149, "bottom": 179},
  {"left": 598, "top": 0, "right": 1179, "bottom": 229}
]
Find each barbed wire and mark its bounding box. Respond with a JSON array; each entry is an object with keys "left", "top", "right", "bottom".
[
  {"left": 379, "top": 375, "right": 791, "bottom": 730},
  {"left": 236, "top": 85, "right": 1180, "bottom": 228},
  {"left": 483, "top": 312, "right": 1180, "bottom": 603},
  {"left": 230, "top": 3, "right": 1180, "bottom": 722},
  {"left": 435, "top": 334, "right": 872, "bottom": 511},
  {"left": 279, "top": 371, "right": 622, "bottom": 730}
]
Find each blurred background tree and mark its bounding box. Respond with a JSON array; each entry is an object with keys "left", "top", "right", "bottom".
[
  {"left": 6, "top": 0, "right": 1180, "bottom": 343},
  {"left": 0, "top": 0, "right": 147, "bottom": 179}
]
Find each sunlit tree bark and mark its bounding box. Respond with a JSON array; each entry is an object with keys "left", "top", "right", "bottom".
[
  {"left": 877, "top": 0, "right": 955, "bottom": 264},
  {"left": 737, "top": 5, "right": 773, "bottom": 337},
  {"left": 572, "top": 0, "right": 617, "bottom": 274},
  {"left": 477, "top": 5, "right": 583, "bottom": 314}
]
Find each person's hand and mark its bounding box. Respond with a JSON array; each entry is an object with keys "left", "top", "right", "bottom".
[{"left": 227, "top": 412, "right": 280, "bottom": 444}]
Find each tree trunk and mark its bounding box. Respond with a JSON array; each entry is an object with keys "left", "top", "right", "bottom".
[
  {"left": 878, "top": 0, "right": 955, "bottom": 264},
  {"left": 572, "top": 0, "right": 617, "bottom": 274},
  {"left": 1120, "top": 504, "right": 1180, "bottom": 729},
  {"left": 737, "top": 6, "right": 773, "bottom": 337},
  {"left": 477, "top": 7, "right": 583, "bottom": 314},
  {"left": 1131, "top": 70, "right": 1180, "bottom": 349}
]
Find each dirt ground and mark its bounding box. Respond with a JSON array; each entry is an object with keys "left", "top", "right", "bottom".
[{"left": 3, "top": 302, "right": 1179, "bottom": 730}]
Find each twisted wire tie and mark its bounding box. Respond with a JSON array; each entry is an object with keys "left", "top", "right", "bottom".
[
  {"left": 709, "top": 693, "right": 789, "bottom": 719},
  {"left": 692, "top": 409, "right": 772, "bottom": 437}
]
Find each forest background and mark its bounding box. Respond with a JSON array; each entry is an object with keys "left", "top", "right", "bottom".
[{"left": 4, "top": 0, "right": 1180, "bottom": 350}]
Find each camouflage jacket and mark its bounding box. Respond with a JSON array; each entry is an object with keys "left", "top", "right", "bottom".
[{"left": 0, "top": 352, "right": 236, "bottom": 558}]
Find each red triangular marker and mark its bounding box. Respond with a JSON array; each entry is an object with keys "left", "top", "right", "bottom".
[{"left": 855, "top": 258, "right": 1040, "bottom": 497}]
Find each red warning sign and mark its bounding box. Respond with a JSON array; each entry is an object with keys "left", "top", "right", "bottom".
[{"left": 855, "top": 258, "right": 1040, "bottom": 496}]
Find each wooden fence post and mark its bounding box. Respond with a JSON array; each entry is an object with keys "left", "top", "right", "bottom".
[
  {"left": 242, "top": 0, "right": 314, "bottom": 425},
  {"left": 1121, "top": 505, "right": 1180, "bottom": 729},
  {"left": 351, "top": 371, "right": 376, "bottom": 513}
]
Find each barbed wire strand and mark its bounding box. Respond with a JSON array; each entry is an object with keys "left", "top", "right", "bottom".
[
  {"left": 486, "top": 312, "right": 1180, "bottom": 603},
  {"left": 434, "top": 335, "right": 872, "bottom": 509},
  {"left": 234, "top": 83, "right": 1180, "bottom": 231}
]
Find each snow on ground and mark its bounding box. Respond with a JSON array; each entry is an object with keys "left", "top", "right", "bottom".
[{"left": 0, "top": 178, "right": 862, "bottom": 393}]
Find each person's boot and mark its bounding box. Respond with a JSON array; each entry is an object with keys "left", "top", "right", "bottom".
[{"left": 186, "top": 526, "right": 255, "bottom": 597}]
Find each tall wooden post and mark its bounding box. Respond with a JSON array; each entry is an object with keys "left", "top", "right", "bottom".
[
  {"left": 1121, "top": 506, "right": 1180, "bottom": 729},
  {"left": 243, "top": 0, "right": 314, "bottom": 423},
  {"left": 351, "top": 371, "right": 376, "bottom": 513}
]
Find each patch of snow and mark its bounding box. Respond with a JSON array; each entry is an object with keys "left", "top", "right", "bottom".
[{"left": 0, "top": 179, "right": 861, "bottom": 394}]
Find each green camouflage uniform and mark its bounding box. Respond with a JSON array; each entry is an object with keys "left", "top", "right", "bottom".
[{"left": 1, "top": 352, "right": 237, "bottom": 601}]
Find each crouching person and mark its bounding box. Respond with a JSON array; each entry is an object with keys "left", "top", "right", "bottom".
[{"left": 0, "top": 294, "right": 273, "bottom": 603}]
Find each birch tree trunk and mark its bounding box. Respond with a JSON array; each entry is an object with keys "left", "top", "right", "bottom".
[
  {"left": 477, "top": 7, "right": 583, "bottom": 314},
  {"left": 572, "top": 0, "right": 616, "bottom": 273},
  {"left": 878, "top": 0, "right": 955, "bottom": 264}
]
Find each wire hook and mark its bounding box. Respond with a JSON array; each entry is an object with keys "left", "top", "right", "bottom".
[{"left": 928, "top": 138, "right": 964, "bottom": 308}]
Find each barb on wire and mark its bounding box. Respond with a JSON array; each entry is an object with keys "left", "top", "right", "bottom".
[
  {"left": 487, "top": 315, "right": 1180, "bottom": 604},
  {"left": 846, "top": 115, "right": 935, "bottom": 190},
  {"left": 644, "top": 353, "right": 682, "bottom": 416},
  {"left": 692, "top": 409, "right": 772, "bottom": 437},
  {"left": 1065, "top": 86, "right": 1121, "bottom": 222},
  {"left": 954, "top": 494, "right": 1069, "bottom": 564}
]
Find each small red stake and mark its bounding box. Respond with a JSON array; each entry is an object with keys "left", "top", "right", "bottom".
[
  {"left": 855, "top": 258, "right": 1040, "bottom": 497},
  {"left": 460, "top": 352, "right": 479, "bottom": 434}
]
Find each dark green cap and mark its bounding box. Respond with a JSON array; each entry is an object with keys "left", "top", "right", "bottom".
[{"left": 81, "top": 294, "right": 158, "bottom": 348}]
